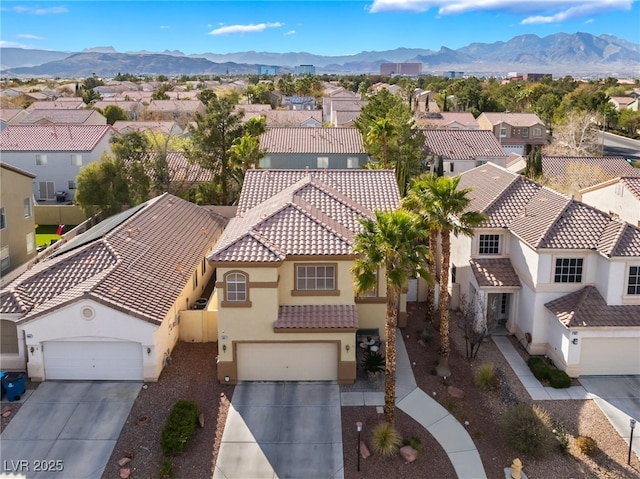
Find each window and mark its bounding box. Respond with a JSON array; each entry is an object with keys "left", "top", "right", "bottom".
[
  {"left": 0, "top": 247, "right": 9, "bottom": 271},
  {"left": 36, "top": 154, "right": 48, "bottom": 165},
  {"left": 201, "top": 258, "right": 206, "bottom": 275},
  {"left": 259, "top": 157, "right": 271, "bottom": 168},
  {"left": 522, "top": 128, "right": 529, "bottom": 138},
  {"left": 533, "top": 127, "right": 542, "bottom": 137},
  {"left": 296, "top": 264, "right": 335, "bottom": 291},
  {"left": 479, "top": 234, "right": 501, "bottom": 255},
  {"left": 226, "top": 272, "right": 247, "bottom": 302},
  {"left": 443, "top": 161, "right": 454, "bottom": 173},
  {"left": 39, "top": 182, "right": 55, "bottom": 200},
  {"left": 451, "top": 264, "right": 457, "bottom": 284},
  {"left": 68, "top": 180, "right": 77, "bottom": 190},
  {"left": 347, "top": 157, "right": 359, "bottom": 169},
  {"left": 317, "top": 157, "right": 329, "bottom": 169},
  {"left": 71, "top": 154, "right": 82, "bottom": 166},
  {"left": 499, "top": 127, "right": 507, "bottom": 138},
  {"left": 193, "top": 271, "right": 198, "bottom": 290},
  {"left": 26, "top": 232, "right": 35, "bottom": 254},
  {"left": 628, "top": 266, "right": 640, "bottom": 295},
  {"left": 0, "top": 207, "right": 6, "bottom": 230},
  {"left": 554, "top": 258, "right": 583, "bottom": 283},
  {"left": 23, "top": 198, "right": 32, "bottom": 218}
]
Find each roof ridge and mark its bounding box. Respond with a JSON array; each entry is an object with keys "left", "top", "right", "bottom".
[
  {"left": 308, "top": 175, "right": 374, "bottom": 218},
  {"left": 534, "top": 191, "right": 572, "bottom": 248},
  {"left": 481, "top": 174, "right": 522, "bottom": 214},
  {"left": 291, "top": 196, "right": 354, "bottom": 244},
  {"left": 606, "top": 220, "right": 630, "bottom": 257},
  {"left": 569, "top": 286, "right": 596, "bottom": 327},
  {"left": 247, "top": 230, "right": 287, "bottom": 260}
]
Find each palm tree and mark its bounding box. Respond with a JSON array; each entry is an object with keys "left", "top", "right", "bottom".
[
  {"left": 408, "top": 175, "right": 486, "bottom": 376},
  {"left": 366, "top": 117, "right": 396, "bottom": 168},
  {"left": 229, "top": 132, "right": 265, "bottom": 182},
  {"left": 352, "top": 209, "right": 429, "bottom": 424}
]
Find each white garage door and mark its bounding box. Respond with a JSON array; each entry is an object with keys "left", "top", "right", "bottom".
[
  {"left": 237, "top": 343, "right": 338, "bottom": 381},
  {"left": 43, "top": 341, "right": 143, "bottom": 380},
  {"left": 580, "top": 338, "right": 640, "bottom": 375}
]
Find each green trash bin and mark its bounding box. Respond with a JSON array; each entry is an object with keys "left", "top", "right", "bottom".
[{"left": 3, "top": 372, "right": 26, "bottom": 402}]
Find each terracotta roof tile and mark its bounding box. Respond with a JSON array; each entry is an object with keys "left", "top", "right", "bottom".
[
  {"left": 19, "top": 109, "right": 103, "bottom": 124},
  {"left": 27, "top": 100, "right": 84, "bottom": 110},
  {"left": 469, "top": 258, "right": 521, "bottom": 288},
  {"left": 480, "top": 112, "right": 545, "bottom": 127},
  {"left": 509, "top": 188, "right": 570, "bottom": 248},
  {"left": 611, "top": 224, "right": 640, "bottom": 257},
  {"left": 0, "top": 290, "right": 25, "bottom": 314},
  {"left": 421, "top": 129, "right": 506, "bottom": 160},
  {"left": 542, "top": 156, "right": 640, "bottom": 185},
  {"left": 545, "top": 286, "right": 640, "bottom": 328},
  {"left": 0, "top": 124, "right": 112, "bottom": 151},
  {"left": 540, "top": 202, "right": 611, "bottom": 249},
  {"left": 260, "top": 127, "right": 366, "bottom": 154},
  {"left": 274, "top": 304, "right": 358, "bottom": 329},
  {"left": 621, "top": 177, "right": 640, "bottom": 200}
]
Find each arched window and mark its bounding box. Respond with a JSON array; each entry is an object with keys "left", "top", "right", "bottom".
[{"left": 226, "top": 272, "right": 247, "bottom": 302}]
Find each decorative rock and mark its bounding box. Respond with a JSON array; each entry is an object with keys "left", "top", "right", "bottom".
[
  {"left": 399, "top": 445, "right": 418, "bottom": 463},
  {"left": 123, "top": 451, "right": 134, "bottom": 459},
  {"left": 447, "top": 385, "right": 465, "bottom": 399},
  {"left": 199, "top": 412, "right": 205, "bottom": 428},
  {"left": 117, "top": 457, "right": 131, "bottom": 467},
  {"left": 119, "top": 468, "right": 131, "bottom": 479},
  {"left": 2, "top": 406, "right": 12, "bottom": 418},
  {"left": 359, "top": 441, "right": 371, "bottom": 459}
]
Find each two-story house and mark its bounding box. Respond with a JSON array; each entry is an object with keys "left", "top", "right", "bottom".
[
  {"left": 0, "top": 193, "right": 227, "bottom": 380},
  {"left": 259, "top": 127, "right": 369, "bottom": 169},
  {"left": 449, "top": 163, "right": 640, "bottom": 377},
  {"left": 580, "top": 177, "right": 640, "bottom": 227},
  {"left": 0, "top": 124, "right": 114, "bottom": 202},
  {"left": 415, "top": 112, "right": 479, "bottom": 130},
  {"left": 477, "top": 112, "right": 548, "bottom": 155},
  {"left": 208, "top": 169, "right": 404, "bottom": 384}
]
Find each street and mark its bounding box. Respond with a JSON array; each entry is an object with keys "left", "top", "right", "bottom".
[{"left": 600, "top": 131, "right": 640, "bottom": 161}]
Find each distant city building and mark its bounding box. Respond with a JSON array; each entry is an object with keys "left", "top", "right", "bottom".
[
  {"left": 258, "top": 66, "right": 279, "bottom": 76},
  {"left": 441, "top": 71, "right": 465, "bottom": 79},
  {"left": 380, "top": 63, "right": 422, "bottom": 77},
  {"left": 507, "top": 72, "right": 551, "bottom": 82},
  {"left": 294, "top": 65, "right": 316, "bottom": 75}
]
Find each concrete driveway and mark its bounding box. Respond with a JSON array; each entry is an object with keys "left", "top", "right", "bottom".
[
  {"left": 0, "top": 381, "right": 140, "bottom": 479},
  {"left": 213, "top": 382, "right": 343, "bottom": 479}
]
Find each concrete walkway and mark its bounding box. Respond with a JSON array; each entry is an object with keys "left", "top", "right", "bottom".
[{"left": 341, "top": 332, "right": 487, "bottom": 479}]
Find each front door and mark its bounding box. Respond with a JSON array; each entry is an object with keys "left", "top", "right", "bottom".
[{"left": 487, "top": 293, "right": 509, "bottom": 326}]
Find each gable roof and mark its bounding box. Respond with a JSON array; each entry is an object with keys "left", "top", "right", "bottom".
[
  {"left": 209, "top": 169, "right": 399, "bottom": 263},
  {"left": 416, "top": 112, "right": 479, "bottom": 129},
  {"left": 421, "top": 129, "right": 506, "bottom": 160},
  {"left": 458, "top": 162, "right": 640, "bottom": 256},
  {"left": 545, "top": 286, "right": 640, "bottom": 327},
  {"left": 0, "top": 124, "right": 112, "bottom": 151},
  {"left": 260, "top": 127, "right": 366, "bottom": 154},
  {"left": 479, "top": 112, "right": 545, "bottom": 127},
  {"left": 26, "top": 100, "right": 85, "bottom": 110},
  {"left": 0, "top": 194, "right": 227, "bottom": 324},
  {"left": 542, "top": 156, "right": 640, "bottom": 185},
  {"left": 18, "top": 109, "right": 105, "bottom": 125}
]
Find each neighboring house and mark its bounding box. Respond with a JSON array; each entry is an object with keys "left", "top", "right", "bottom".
[
  {"left": 580, "top": 177, "right": 640, "bottom": 227},
  {"left": 93, "top": 100, "right": 145, "bottom": 120},
  {"left": 236, "top": 105, "right": 323, "bottom": 128},
  {"left": 322, "top": 97, "right": 368, "bottom": 126},
  {"left": 145, "top": 100, "right": 206, "bottom": 126},
  {"left": 0, "top": 163, "right": 37, "bottom": 277},
  {"left": 450, "top": 163, "right": 640, "bottom": 377},
  {"left": 0, "top": 109, "right": 23, "bottom": 131},
  {"left": 280, "top": 96, "right": 316, "bottom": 111},
  {"left": 415, "top": 112, "right": 479, "bottom": 130},
  {"left": 208, "top": 169, "right": 404, "bottom": 384},
  {"left": 0, "top": 193, "right": 227, "bottom": 380},
  {"left": 259, "top": 127, "right": 369, "bottom": 169},
  {"left": 477, "top": 112, "right": 548, "bottom": 155},
  {"left": 0, "top": 124, "right": 114, "bottom": 202},
  {"left": 421, "top": 129, "right": 508, "bottom": 175},
  {"left": 26, "top": 99, "right": 86, "bottom": 111},
  {"left": 112, "top": 121, "right": 184, "bottom": 136},
  {"left": 610, "top": 97, "right": 637, "bottom": 111},
  {"left": 14, "top": 109, "right": 107, "bottom": 126}
]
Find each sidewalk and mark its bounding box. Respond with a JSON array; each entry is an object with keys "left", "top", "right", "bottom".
[{"left": 341, "top": 331, "right": 487, "bottom": 479}]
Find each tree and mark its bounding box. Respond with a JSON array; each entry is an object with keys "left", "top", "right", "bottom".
[
  {"left": 100, "top": 104, "right": 128, "bottom": 125},
  {"left": 110, "top": 131, "right": 152, "bottom": 203},
  {"left": 197, "top": 89, "right": 217, "bottom": 107},
  {"left": 411, "top": 175, "right": 486, "bottom": 375},
  {"left": 543, "top": 110, "right": 600, "bottom": 156},
  {"left": 352, "top": 209, "right": 429, "bottom": 425},
  {"left": 81, "top": 88, "right": 101, "bottom": 105},
  {"left": 524, "top": 150, "right": 543, "bottom": 179},
  {"left": 229, "top": 132, "right": 265, "bottom": 182},
  {"left": 366, "top": 117, "right": 396, "bottom": 168},
  {"left": 618, "top": 109, "right": 640, "bottom": 136},
  {"left": 244, "top": 116, "right": 267, "bottom": 137},
  {"left": 459, "top": 292, "right": 497, "bottom": 359},
  {"left": 74, "top": 154, "right": 130, "bottom": 217}
]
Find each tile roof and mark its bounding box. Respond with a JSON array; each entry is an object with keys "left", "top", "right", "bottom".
[
  {"left": 458, "top": 163, "right": 640, "bottom": 256},
  {"left": 416, "top": 112, "right": 479, "bottom": 129},
  {"left": 26, "top": 100, "right": 85, "bottom": 110},
  {"left": 0, "top": 109, "right": 23, "bottom": 122},
  {"left": 19, "top": 109, "right": 103, "bottom": 125},
  {"left": 545, "top": 286, "right": 640, "bottom": 328},
  {"left": 479, "top": 112, "right": 545, "bottom": 127},
  {"left": 469, "top": 258, "right": 521, "bottom": 287},
  {"left": 542, "top": 156, "right": 640, "bottom": 185},
  {"left": 147, "top": 100, "right": 205, "bottom": 112},
  {"left": 260, "top": 127, "right": 366, "bottom": 154},
  {"left": 334, "top": 111, "right": 361, "bottom": 126},
  {"left": 209, "top": 169, "right": 399, "bottom": 263},
  {"left": 0, "top": 124, "right": 112, "bottom": 151},
  {"left": 93, "top": 101, "right": 143, "bottom": 113},
  {"left": 1, "top": 194, "right": 227, "bottom": 324},
  {"left": 621, "top": 177, "right": 640, "bottom": 200},
  {"left": 421, "top": 129, "right": 507, "bottom": 160},
  {"left": 274, "top": 304, "right": 358, "bottom": 329}
]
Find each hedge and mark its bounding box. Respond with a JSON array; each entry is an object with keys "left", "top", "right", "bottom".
[{"left": 160, "top": 400, "right": 200, "bottom": 456}]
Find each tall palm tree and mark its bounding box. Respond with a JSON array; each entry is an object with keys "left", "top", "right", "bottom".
[
  {"left": 352, "top": 209, "right": 429, "bottom": 424},
  {"left": 366, "top": 117, "right": 396, "bottom": 168},
  {"left": 416, "top": 175, "right": 486, "bottom": 376},
  {"left": 229, "top": 132, "right": 265, "bottom": 179}
]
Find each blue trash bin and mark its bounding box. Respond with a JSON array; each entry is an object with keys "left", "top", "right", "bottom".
[
  {"left": 0, "top": 371, "right": 6, "bottom": 399},
  {"left": 2, "top": 372, "right": 26, "bottom": 402}
]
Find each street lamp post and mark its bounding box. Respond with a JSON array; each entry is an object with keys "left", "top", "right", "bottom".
[
  {"left": 628, "top": 418, "right": 636, "bottom": 465},
  {"left": 356, "top": 421, "right": 363, "bottom": 472}
]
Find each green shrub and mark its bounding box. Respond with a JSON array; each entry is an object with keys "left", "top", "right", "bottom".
[
  {"left": 500, "top": 405, "right": 557, "bottom": 457},
  {"left": 548, "top": 369, "right": 571, "bottom": 389},
  {"left": 575, "top": 435, "right": 598, "bottom": 456},
  {"left": 527, "top": 357, "right": 550, "bottom": 381},
  {"left": 370, "top": 422, "right": 402, "bottom": 457},
  {"left": 361, "top": 350, "right": 385, "bottom": 374},
  {"left": 552, "top": 421, "right": 569, "bottom": 453},
  {"left": 402, "top": 436, "right": 424, "bottom": 456},
  {"left": 158, "top": 457, "right": 174, "bottom": 479},
  {"left": 474, "top": 363, "right": 497, "bottom": 391},
  {"left": 160, "top": 400, "right": 200, "bottom": 456}
]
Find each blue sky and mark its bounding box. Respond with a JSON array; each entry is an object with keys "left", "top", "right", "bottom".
[{"left": 1, "top": 1, "right": 639, "bottom": 56}]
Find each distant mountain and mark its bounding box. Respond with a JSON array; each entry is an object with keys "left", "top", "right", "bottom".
[{"left": 1, "top": 32, "right": 638, "bottom": 77}]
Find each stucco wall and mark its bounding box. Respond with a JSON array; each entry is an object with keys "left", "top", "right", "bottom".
[
  {"left": 35, "top": 204, "right": 87, "bottom": 226},
  {"left": 581, "top": 182, "right": 640, "bottom": 226}
]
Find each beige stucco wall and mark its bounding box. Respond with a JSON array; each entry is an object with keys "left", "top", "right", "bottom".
[{"left": 35, "top": 204, "right": 87, "bottom": 226}]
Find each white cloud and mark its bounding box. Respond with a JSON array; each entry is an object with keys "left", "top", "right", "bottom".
[
  {"left": 284, "top": 30, "right": 296, "bottom": 35},
  {"left": 8, "top": 5, "right": 68, "bottom": 14},
  {"left": 160, "top": 25, "right": 170, "bottom": 29},
  {"left": 584, "top": 18, "right": 594, "bottom": 23},
  {"left": 0, "top": 40, "right": 29, "bottom": 48},
  {"left": 208, "top": 22, "right": 284, "bottom": 36},
  {"left": 16, "top": 34, "right": 44, "bottom": 40}
]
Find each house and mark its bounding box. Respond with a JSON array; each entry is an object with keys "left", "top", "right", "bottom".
[
  {"left": 0, "top": 193, "right": 227, "bottom": 380},
  {"left": 450, "top": 163, "right": 640, "bottom": 377},
  {"left": 0, "top": 163, "right": 37, "bottom": 276},
  {"left": 0, "top": 124, "right": 114, "bottom": 202},
  {"left": 0, "top": 109, "right": 23, "bottom": 131},
  {"left": 580, "top": 177, "right": 640, "bottom": 227},
  {"left": 322, "top": 96, "right": 367, "bottom": 126},
  {"left": 26, "top": 99, "right": 86, "bottom": 111},
  {"left": 415, "top": 112, "right": 479, "bottom": 130},
  {"left": 112, "top": 121, "right": 184, "bottom": 136},
  {"left": 421, "top": 129, "right": 508, "bottom": 175},
  {"left": 610, "top": 97, "right": 638, "bottom": 112},
  {"left": 259, "top": 127, "right": 369, "bottom": 169},
  {"left": 13, "top": 109, "right": 107, "bottom": 126},
  {"left": 93, "top": 100, "right": 145, "bottom": 120},
  {"left": 477, "top": 112, "right": 548, "bottom": 155},
  {"left": 208, "top": 168, "right": 404, "bottom": 384},
  {"left": 235, "top": 105, "right": 323, "bottom": 128},
  {"left": 280, "top": 96, "right": 316, "bottom": 111}
]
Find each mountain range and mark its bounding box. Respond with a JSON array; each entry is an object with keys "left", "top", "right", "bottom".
[{"left": 1, "top": 32, "right": 638, "bottom": 78}]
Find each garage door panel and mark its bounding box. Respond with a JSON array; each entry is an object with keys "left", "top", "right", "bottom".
[
  {"left": 44, "top": 341, "right": 143, "bottom": 381},
  {"left": 237, "top": 343, "right": 337, "bottom": 381},
  {"left": 580, "top": 338, "right": 640, "bottom": 376}
]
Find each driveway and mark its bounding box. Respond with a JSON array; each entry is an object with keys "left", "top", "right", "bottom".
[
  {"left": 0, "top": 381, "right": 140, "bottom": 479},
  {"left": 214, "top": 382, "right": 343, "bottom": 479}
]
